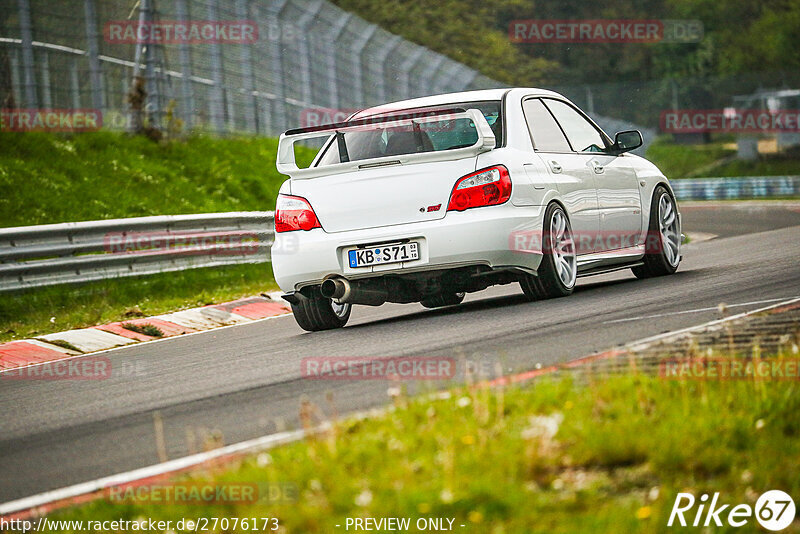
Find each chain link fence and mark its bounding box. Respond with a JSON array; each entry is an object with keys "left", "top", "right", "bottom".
[
  {"left": 0, "top": 0, "right": 500, "bottom": 137},
  {"left": 6, "top": 0, "right": 794, "bottom": 146}
]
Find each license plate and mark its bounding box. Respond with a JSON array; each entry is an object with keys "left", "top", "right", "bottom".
[{"left": 347, "top": 242, "right": 419, "bottom": 268}]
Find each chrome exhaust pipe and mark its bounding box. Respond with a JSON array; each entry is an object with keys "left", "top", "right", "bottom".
[
  {"left": 320, "top": 277, "right": 387, "bottom": 306},
  {"left": 320, "top": 278, "right": 348, "bottom": 300}
]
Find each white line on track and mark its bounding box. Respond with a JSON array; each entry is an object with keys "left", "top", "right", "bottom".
[
  {"left": 4, "top": 296, "right": 800, "bottom": 517},
  {"left": 0, "top": 429, "right": 306, "bottom": 516},
  {"left": 602, "top": 296, "right": 799, "bottom": 325}
]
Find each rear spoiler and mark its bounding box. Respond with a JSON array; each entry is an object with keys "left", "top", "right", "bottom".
[{"left": 276, "top": 108, "right": 496, "bottom": 180}]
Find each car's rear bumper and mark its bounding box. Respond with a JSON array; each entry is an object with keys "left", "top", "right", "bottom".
[{"left": 271, "top": 205, "right": 547, "bottom": 292}]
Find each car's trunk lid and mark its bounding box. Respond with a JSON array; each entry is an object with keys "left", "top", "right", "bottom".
[{"left": 289, "top": 158, "right": 478, "bottom": 233}]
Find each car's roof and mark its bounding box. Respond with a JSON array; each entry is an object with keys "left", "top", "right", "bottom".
[{"left": 355, "top": 88, "right": 564, "bottom": 117}]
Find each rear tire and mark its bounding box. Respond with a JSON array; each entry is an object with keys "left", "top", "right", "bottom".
[
  {"left": 420, "top": 292, "right": 465, "bottom": 309},
  {"left": 290, "top": 294, "right": 351, "bottom": 331},
  {"left": 520, "top": 203, "right": 577, "bottom": 300},
  {"left": 632, "top": 185, "right": 681, "bottom": 279}
]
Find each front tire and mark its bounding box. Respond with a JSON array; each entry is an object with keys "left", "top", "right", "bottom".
[
  {"left": 520, "top": 203, "right": 577, "bottom": 300},
  {"left": 290, "top": 294, "right": 351, "bottom": 331},
  {"left": 632, "top": 185, "right": 681, "bottom": 279}
]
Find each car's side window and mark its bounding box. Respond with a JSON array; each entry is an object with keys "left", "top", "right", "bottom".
[
  {"left": 522, "top": 98, "right": 571, "bottom": 153},
  {"left": 542, "top": 98, "right": 607, "bottom": 153}
]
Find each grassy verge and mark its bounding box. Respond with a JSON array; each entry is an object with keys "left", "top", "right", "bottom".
[
  {"left": 0, "top": 263, "right": 277, "bottom": 343},
  {"left": 0, "top": 131, "right": 317, "bottom": 228},
  {"left": 701, "top": 148, "right": 800, "bottom": 177},
  {"left": 646, "top": 136, "right": 800, "bottom": 179},
  {"left": 0, "top": 131, "right": 312, "bottom": 341},
  {"left": 646, "top": 136, "right": 737, "bottom": 179},
  {"left": 49, "top": 359, "right": 799, "bottom": 532}
]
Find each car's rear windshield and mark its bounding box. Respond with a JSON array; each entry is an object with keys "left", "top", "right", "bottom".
[{"left": 314, "top": 101, "right": 503, "bottom": 167}]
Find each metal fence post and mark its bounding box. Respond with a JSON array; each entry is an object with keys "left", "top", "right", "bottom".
[
  {"left": 144, "top": 24, "right": 160, "bottom": 125},
  {"left": 433, "top": 61, "right": 460, "bottom": 94},
  {"left": 374, "top": 35, "right": 401, "bottom": 104},
  {"left": 83, "top": 0, "right": 104, "bottom": 111},
  {"left": 175, "top": 0, "right": 195, "bottom": 130},
  {"left": 17, "top": 0, "right": 37, "bottom": 108},
  {"left": 398, "top": 47, "right": 424, "bottom": 99},
  {"left": 9, "top": 50, "right": 21, "bottom": 107},
  {"left": 351, "top": 25, "right": 377, "bottom": 106},
  {"left": 267, "top": 0, "right": 289, "bottom": 133},
  {"left": 296, "top": 0, "right": 323, "bottom": 108},
  {"left": 236, "top": 0, "right": 257, "bottom": 132},
  {"left": 419, "top": 54, "right": 444, "bottom": 97},
  {"left": 207, "top": 0, "right": 226, "bottom": 133},
  {"left": 70, "top": 58, "right": 80, "bottom": 109},
  {"left": 455, "top": 65, "right": 477, "bottom": 92},
  {"left": 325, "top": 13, "right": 351, "bottom": 109},
  {"left": 40, "top": 50, "right": 51, "bottom": 108}
]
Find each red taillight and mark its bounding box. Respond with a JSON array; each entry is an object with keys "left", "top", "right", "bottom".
[
  {"left": 447, "top": 165, "right": 512, "bottom": 212},
  {"left": 275, "top": 194, "right": 322, "bottom": 232}
]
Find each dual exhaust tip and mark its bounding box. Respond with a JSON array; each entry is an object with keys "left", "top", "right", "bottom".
[{"left": 320, "top": 277, "right": 387, "bottom": 306}]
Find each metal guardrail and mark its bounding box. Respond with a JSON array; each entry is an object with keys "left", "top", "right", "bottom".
[
  {"left": 0, "top": 212, "right": 274, "bottom": 292},
  {"left": 1, "top": 175, "right": 796, "bottom": 292},
  {"left": 671, "top": 175, "right": 800, "bottom": 200}
]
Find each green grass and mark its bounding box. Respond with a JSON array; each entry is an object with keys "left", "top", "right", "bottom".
[
  {"left": 49, "top": 363, "right": 800, "bottom": 533},
  {"left": 646, "top": 136, "right": 737, "bottom": 179},
  {"left": 0, "top": 131, "right": 317, "bottom": 227},
  {"left": 646, "top": 136, "right": 800, "bottom": 179},
  {"left": 0, "top": 131, "right": 312, "bottom": 340},
  {"left": 699, "top": 148, "right": 800, "bottom": 177},
  {"left": 0, "top": 263, "right": 277, "bottom": 343},
  {"left": 121, "top": 322, "right": 165, "bottom": 337}
]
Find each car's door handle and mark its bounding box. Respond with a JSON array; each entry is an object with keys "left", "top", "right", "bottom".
[
  {"left": 591, "top": 161, "right": 604, "bottom": 174},
  {"left": 549, "top": 160, "right": 562, "bottom": 174}
]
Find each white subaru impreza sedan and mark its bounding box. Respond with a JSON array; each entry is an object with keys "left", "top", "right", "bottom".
[{"left": 272, "top": 88, "right": 681, "bottom": 331}]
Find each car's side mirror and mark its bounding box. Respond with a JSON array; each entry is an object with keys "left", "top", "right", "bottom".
[{"left": 610, "top": 130, "right": 643, "bottom": 155}]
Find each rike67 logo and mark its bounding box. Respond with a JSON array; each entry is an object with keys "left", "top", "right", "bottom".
[{"left": 669, "top": 490, "right": 796, "bottom": 530}]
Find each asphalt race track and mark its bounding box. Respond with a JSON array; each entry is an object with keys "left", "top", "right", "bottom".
[{"left": 1, "top": 202, "right": 799, "bottom": 503}]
